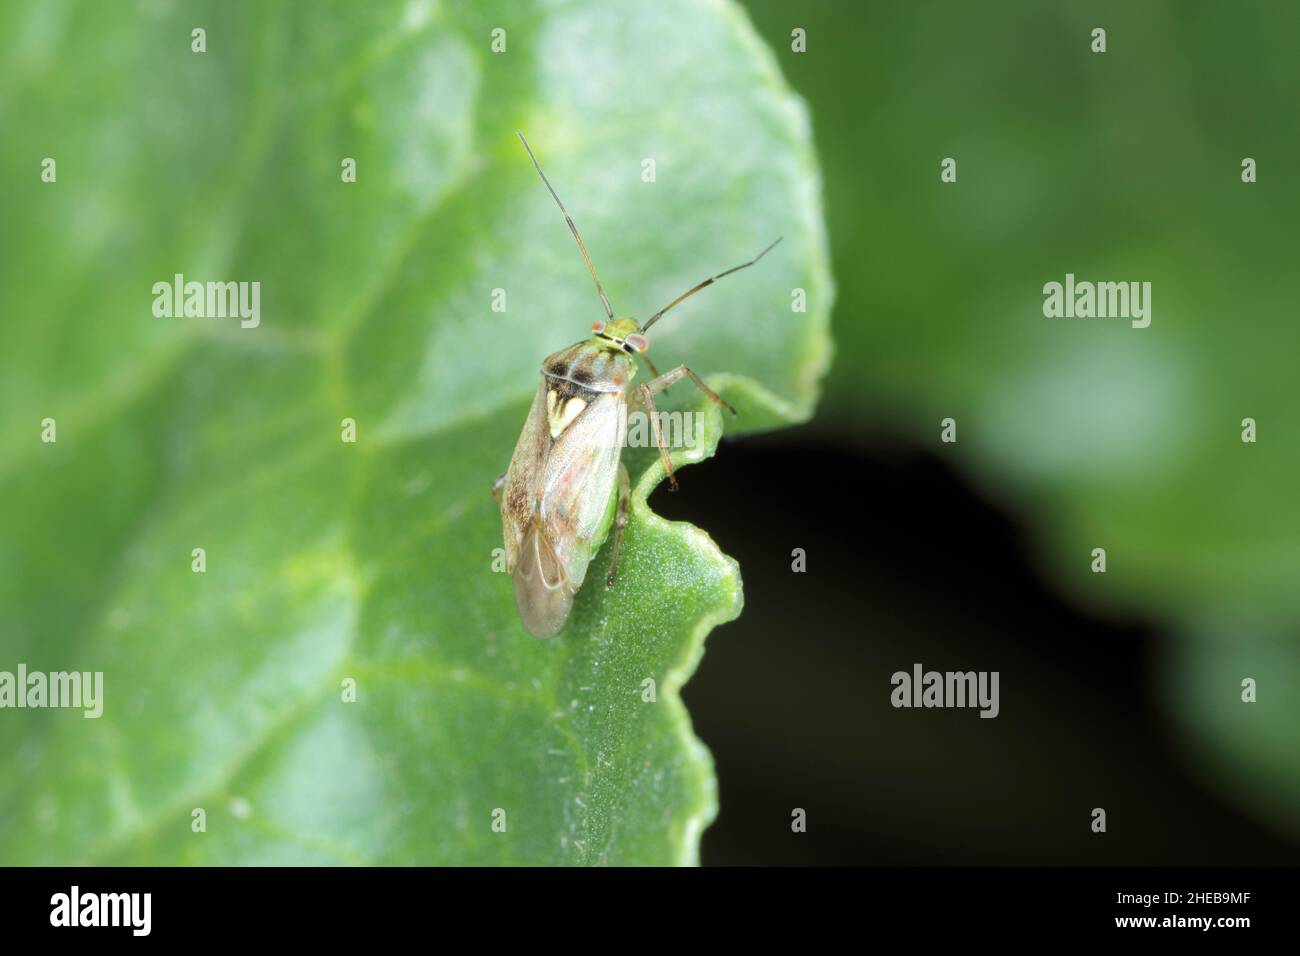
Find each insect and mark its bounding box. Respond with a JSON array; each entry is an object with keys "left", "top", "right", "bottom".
[{"left": 495, "top": 131, "right": 779, "bottom": 638}]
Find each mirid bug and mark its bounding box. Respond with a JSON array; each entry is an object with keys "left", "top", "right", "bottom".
[{"left": 495, "top": 131, "right": 779, "bottom": 638}]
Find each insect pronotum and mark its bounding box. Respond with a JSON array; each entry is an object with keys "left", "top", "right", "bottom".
[{"left": 494, "top": 131, "right": 780, "bottom": 638}]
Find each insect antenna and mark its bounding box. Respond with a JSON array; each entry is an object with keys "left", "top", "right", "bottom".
[
  {"left": 517, "top": 130, "right": 614, "bottom": 321},
  {"left": 640, "top": 237, "right": 782, "bottom": 333}
]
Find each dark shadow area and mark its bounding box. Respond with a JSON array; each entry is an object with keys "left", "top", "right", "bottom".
[{"left": 657, "top": 428, "right": 1298, "bottom": 866}]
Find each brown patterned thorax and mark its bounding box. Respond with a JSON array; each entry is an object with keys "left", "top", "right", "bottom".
[{"left": 541, "top": 340, "right": 634, "bottom": 398}]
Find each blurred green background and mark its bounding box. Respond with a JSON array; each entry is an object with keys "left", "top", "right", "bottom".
[{"left": 672, "top": 0, "right": 1298, "bottom": 863}]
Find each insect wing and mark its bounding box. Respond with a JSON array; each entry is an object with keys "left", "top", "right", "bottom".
[
  {"left": 540, "top": 389, "right": 625, "bottom": 550},
  {"left": 499, "top": 379, "right": 550, "bottom": 572},
  {"left": 513, "top": 388, "right": 625, "bottom": 637},
  {"left": 513, "top": 518, "right": 571, "bottom": 638}
]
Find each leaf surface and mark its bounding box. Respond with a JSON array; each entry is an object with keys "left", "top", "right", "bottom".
[{"left": 0, "top": 0, "right": 831, "bottom": 864}]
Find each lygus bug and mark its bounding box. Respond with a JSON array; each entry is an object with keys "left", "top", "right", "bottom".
[{"left": 494, "top": 131, "right": 779, "bottom": 638}]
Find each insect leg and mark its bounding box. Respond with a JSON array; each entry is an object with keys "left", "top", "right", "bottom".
[
  {"left": 645, "top": 365, "right": 737, "bottom": 417},
  {"left": 636, "top": 381, "right": 679, "bottom": 491},
  {"left": 605, "top": 463, "right": 632, "bottom": 588},
  {"left": 491, "top": 471, "right": 507, "bottom": 500}
]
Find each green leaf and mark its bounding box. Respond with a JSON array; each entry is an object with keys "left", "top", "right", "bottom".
[{"left": 0, "top": 0, "right": 831, "bottom": 864}]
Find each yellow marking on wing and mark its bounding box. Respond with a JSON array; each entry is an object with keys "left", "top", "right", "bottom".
[{"left": 548, "top": 396, "right": 587, "bottom": 438}]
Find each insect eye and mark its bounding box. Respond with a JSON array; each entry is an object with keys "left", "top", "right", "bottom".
[
  {"left": 624, "top": 333, "right": 649, "bottom": 353},
  {"left": 591, "top": 321, "right": 606, "bottom": 334}
]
